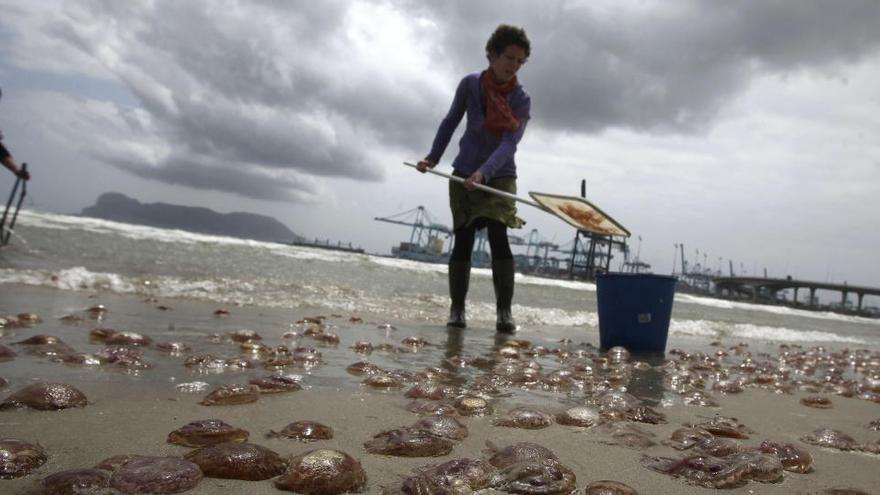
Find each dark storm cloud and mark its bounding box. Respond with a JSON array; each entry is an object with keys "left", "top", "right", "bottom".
[
  {"left": 40, "top": 0, "right": 445, "bottom": 201},
  {"left": 114, "top": 157, "right": 317, "bottom": 203},
  {"left": 27, "top": 0, "right": 880, "bottom": 201},
  {"left": 418, "top": 0, "right": 880, "bottom": 132}
]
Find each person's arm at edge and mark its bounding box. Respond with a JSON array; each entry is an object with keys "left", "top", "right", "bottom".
[{"left": 0, "top": 145, "right": 29, "bottom": 181}]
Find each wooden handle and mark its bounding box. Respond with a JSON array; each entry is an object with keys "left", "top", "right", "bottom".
[{"left": 403, "top": 162, "right": 540, "bottom": 208}]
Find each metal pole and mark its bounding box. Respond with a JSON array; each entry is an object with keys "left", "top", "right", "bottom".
[
  {"left": 606, "top": 236, "right": 612, "bottom": 272},
  {"left": 1, "top": 171, "right": 22, "bottom": 233},
  {"left": 672, "top": 243, "right": 678, "bottom": 275},
  {"left": 404, "top": 162, "right": 541, "bottom": 209},
  {"left": 1, "top": 163, "right": 27, "bottom": 246}
]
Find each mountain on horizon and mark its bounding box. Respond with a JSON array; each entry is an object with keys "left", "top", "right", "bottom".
[{"left": 81, "top": 192, "right": 301, "bottom": 243}]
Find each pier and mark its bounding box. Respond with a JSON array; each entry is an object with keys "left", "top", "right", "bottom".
[{"left": 714, "top": 276, "right": 880, "bottom": 313}]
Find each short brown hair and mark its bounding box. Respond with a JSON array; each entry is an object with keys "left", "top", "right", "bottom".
[{"left": 485, "top": 24, "right": 530, "bottom": 59}]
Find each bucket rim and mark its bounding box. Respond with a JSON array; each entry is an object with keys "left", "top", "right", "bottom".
[{"left": 596, "top": 272, "right": 678, "bottom": 281}]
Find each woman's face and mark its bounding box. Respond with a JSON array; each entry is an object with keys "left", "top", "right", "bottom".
[{"left": 488, "top": 45, "right": 527, "bottom": 83}]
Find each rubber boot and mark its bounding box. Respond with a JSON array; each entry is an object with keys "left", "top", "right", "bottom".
[
  {"left": 446, "top": 261, "right": 470, "bottom": 328},
  {"left": 492, "top": 258, "right": 516, "bottom": 333}
]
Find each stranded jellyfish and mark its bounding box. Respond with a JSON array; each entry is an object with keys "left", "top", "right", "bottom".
[
  {"left": 351, "top": 341, "right": 373, "bottom": 354},
  {"left": 199, "top": 384, "right": 260, "bottom": 406},
  {"left": 758, "top": 440, "right": 814, "bottom": 473},
  {"left": 694, "top": 436, "right": 745, "bottom": 457},
  {"left": 346, "top": 362, "right": 383, "bottom": 376},
  {"left": 800, "top": 395, "right": 833, "bottom": 409},
  {"left": 267, "top": 421, "right": 334, "bottom": 441},
  {"left": 227, "top": 329, "right": 261, "bottom": 342},
  {"left": 35, "top": 468, "right": 110, "bottom": 493},
  {"left": 405, "top": 400, "right": 458, "bottom": 417},
  {"left": 453, "top": 396, "right": 493, "bottom": 416},
  {"left": 184, "top": 442, "right": 286, "bottom": 480},
  {"left": 485, "top": 442, "right": 576, "bottom": 494},
  {"left": 663, "top": 428, "right": 715, "bottom": 451},
  {"left": 606, "top": 346, "right": 631, "bottom": 364},
  {"left": 404, "top": 383, "right": 456, "bottom": 401},
  {"left": 0, "top": 438, "right": 47, "bottom": 479},
  {"left": 642, "top": 451, "right": 782, "bottom": 489},
  {"left": 364, "top": 428, "right": 454, "bottom": 457},
  {"left": 166, "top": 419, "right": 249, "bottom": 447},
  {"left": 275, "top": 449, "right": 367, "bottom": 494},
  {"left": 16, "top": 312, "right": 43, "bottom": 325},
  {"left": 555, "top": 406, "right": 600, "bottom": 428},
  {"left": 687, "top": 416, "right": 753, "bottom": 439},
  {"left": 800, "top": 428, "right": 860, "bottom": 451},
  {"left": 108, "top": 456, "right": 203, "bottom": 494},
  {"left": 390, "top": 458, "right": 494, "bottom": 494},
  {"left": 625, "top": 405, "right": 667, "bottom": 424},
  {"left": 13, "top": 335, "right": 61, "bottom": 345},
  {"left": 485, "top": 442, "right": 558, "bottom": 468},
  {"left": 363, "top": 375, "right": 405, "bottom": 390},
  {"left": 410, "top": 416, "right": 468, "bottom": 441},
  {"left": 492, "top": 407, "right": 554, "bottom": 429},
  {"left": 0, "top": 344, "right": 17, "bottom": 361},
  {"left": 89, "top": 328, "right": 152, "bottom": 346},
  {"left": 0, "top": 382, "right": 88, "bottom": 410},
  {"left": 248, "top": 375, "right": 303, "bottom": 394}
]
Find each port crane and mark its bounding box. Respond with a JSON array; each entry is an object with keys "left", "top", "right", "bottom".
[
  {"left": 375, "top": 207, "right": 565, "bottom": 268},
  {"left": 518, "top": 229, "right": 559, "bottom": 271},
  {"left": 374, "top": 206, "right": 453, "bottom": 261}
]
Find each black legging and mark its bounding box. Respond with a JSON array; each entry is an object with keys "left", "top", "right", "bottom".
[{"left": 450, "top": 217, "right": 512, "bottom": 262}]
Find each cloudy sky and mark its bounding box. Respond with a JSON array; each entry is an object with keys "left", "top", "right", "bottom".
[{"left": 1, "top": 0, "right": 879, "bottom": 287}]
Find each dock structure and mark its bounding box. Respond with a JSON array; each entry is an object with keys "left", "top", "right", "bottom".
[
  {"left": 562, "top": 178, "right": 630, "bottom": 279},
  {"left": 376, "top": 206, "right": 576, "bottom": 270},
  {"left": 375, "top": 179, "right": 635, "bottom": 276},
  {"left": 714, "top": 276, "right": 880, "bottom": 312},
  {"left": 566, "top": 229, "right": 627, "bottom": 279},
  {"left": 510, "top": 229, "right": 562, "bottom": 273},
  {"left": 374, "top": 206, "right": 453, "bottom": 262}
]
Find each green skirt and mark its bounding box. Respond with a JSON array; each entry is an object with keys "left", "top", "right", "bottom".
[{"left": 449, "top": 175, "right": 526, "bottom": 230}]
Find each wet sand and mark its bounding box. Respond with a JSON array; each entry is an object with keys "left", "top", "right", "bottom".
[{"left": 2, "top": 284, "right": 878, "bottom": 494}]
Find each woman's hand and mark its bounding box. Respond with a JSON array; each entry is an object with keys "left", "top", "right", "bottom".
[
  {"left": 415, "top": 159, "right": 435, "bottom": 173},
  {"left": 463, "top": 171, "right": 484, "bottom": 190}
]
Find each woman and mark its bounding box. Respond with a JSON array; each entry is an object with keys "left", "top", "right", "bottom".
[{"left": 416, "top": 24, "right": 531, "bottom": 333}]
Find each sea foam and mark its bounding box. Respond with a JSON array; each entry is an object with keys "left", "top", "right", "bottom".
[
  {"left": 668, "top": 319, "right": 867, "bottom": 344},
  {"left": 0, "top": 265, "right": 869, "bottom": 345},
  {"left": 677, "top": 293, "right": 880, "bottom": 326}
]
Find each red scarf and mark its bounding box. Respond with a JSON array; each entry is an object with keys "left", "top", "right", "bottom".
[{"left": 482, "top": 70, "right": 520, "bottom": 136}]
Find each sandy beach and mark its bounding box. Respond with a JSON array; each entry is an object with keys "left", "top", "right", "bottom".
[{"left": 2, "top": 284, "right": 879, "bottom": 494}]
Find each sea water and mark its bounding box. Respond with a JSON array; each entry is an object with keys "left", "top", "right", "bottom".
[{"left": 1, "top": 210, "right": 878, "bottom": 352}]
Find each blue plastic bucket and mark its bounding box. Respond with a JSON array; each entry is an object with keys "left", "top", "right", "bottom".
[{"left": 596, "top": 273, "right": 677, "bottom": 352}]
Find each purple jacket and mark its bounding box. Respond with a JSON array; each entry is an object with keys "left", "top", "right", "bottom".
[{"left": 426, "top": 71, "right": 531, "bottom": 181}]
